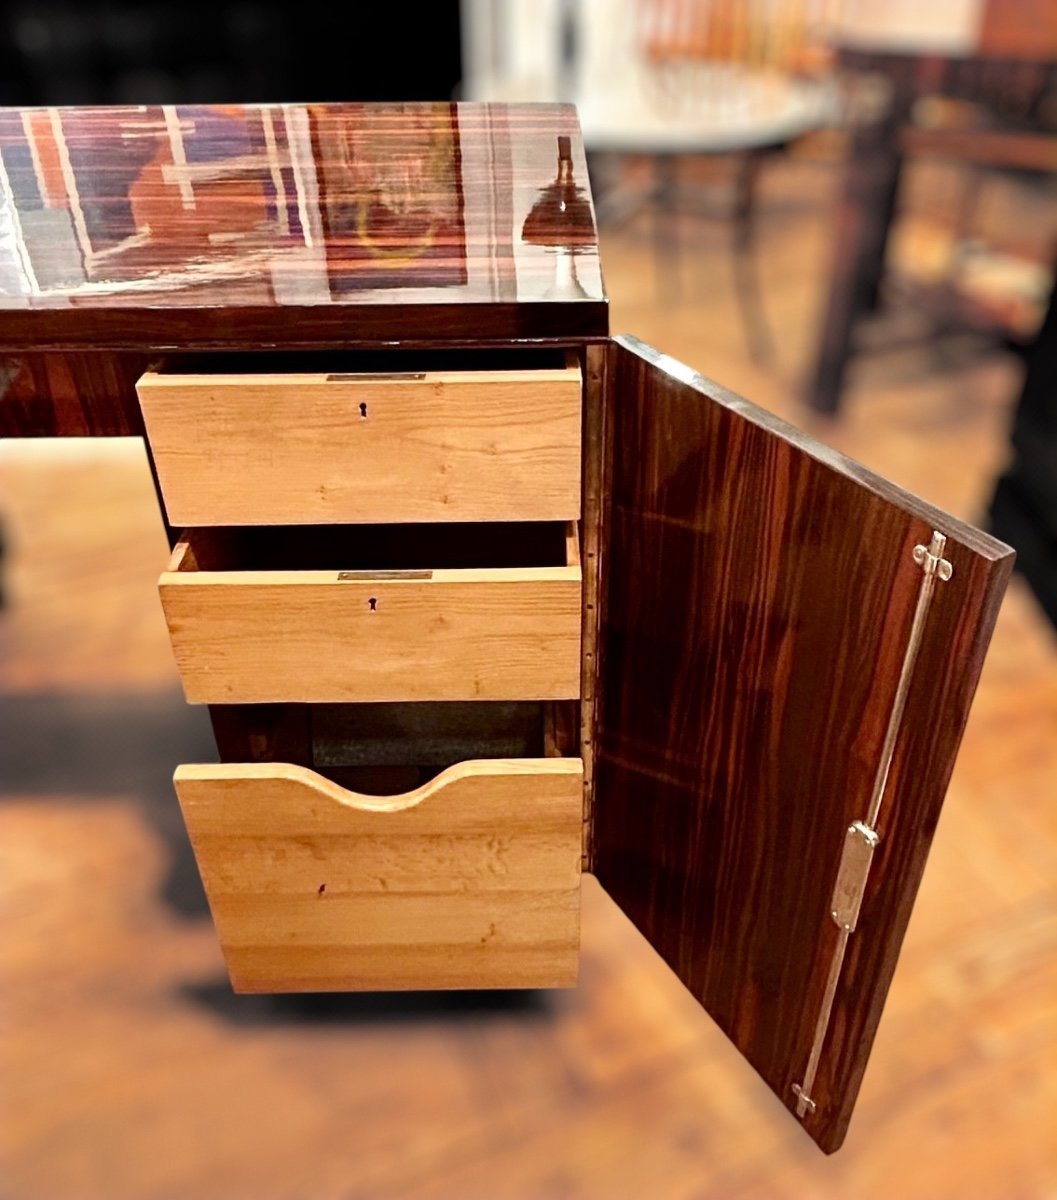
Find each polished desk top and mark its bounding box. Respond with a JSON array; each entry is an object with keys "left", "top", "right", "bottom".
[{"left": 0, "top": 102, "right": 606, "bottom": 348}]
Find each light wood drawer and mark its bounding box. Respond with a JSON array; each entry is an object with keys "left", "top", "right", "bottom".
[
  {"left": 175, "top": 758, "right": 584, "bottom": 992},
  {"left": 137, "top": 355, "right": 582, "bottom": 525},
  {"left": 160, "top": 522, "right": 582, "bottom": 704}
]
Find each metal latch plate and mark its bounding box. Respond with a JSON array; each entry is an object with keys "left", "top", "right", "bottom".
[
  {"left": 337, "top": 570, "right": 433, "bottom": 581},
  {"left": 830, "top": 821, "right": 879, "bottom": 932}
]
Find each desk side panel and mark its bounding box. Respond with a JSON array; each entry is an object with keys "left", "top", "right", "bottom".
[{"left": 0, "top": 351, "right": 149, "bottom": 437}]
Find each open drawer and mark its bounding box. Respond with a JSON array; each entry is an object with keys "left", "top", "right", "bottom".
[
  {"left": 175, "top": 757, "right": 584, "bottom": 992},
  {"left": 160, "top": 521, "right": 582, "bottom": 704},
  {"left": 137, "top": 351, "right": 583, "bottom": 526}
]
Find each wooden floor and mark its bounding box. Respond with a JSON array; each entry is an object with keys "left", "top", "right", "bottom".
[{"left": 2, "top": 155, "right": 1055, "bottom": 1199}]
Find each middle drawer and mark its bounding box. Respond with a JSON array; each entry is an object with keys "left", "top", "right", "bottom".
[{"left": 160, "top": 521, "right": 582, "bottom": 704}]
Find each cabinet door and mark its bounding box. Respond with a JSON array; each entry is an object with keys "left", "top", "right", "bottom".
[{"left": 592, "top": 336, "right": 1013, "bottom": 1153}]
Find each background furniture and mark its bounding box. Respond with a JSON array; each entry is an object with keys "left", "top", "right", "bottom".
[
  {"left": 806, "top": 35, "right": 1057, "bottom": 414},
  {"left": 990, "top": 268, "right": 1057, "bottom": 627},
  {"left": 462, "top": 0, "right": 843, "bottom": 359}
]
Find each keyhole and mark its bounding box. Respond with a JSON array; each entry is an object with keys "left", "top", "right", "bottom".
[
  {"left": 368, "top": 597, "right": 377, "bottom": 611},
  {"left": 359, "top": 402, "right": 368, "bottom": 419}
]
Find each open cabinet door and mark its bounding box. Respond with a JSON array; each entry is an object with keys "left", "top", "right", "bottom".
[{"left": 591, "top": 337, "right": 1014, "bottom": 1153}]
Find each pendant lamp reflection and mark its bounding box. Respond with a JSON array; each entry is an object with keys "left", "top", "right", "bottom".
[{"left": 522, "top": 136, "right": 595, "bottom": 299}]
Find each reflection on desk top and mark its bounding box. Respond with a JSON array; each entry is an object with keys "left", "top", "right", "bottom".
[{"left": 0, "top": 102, "right": 606, "bottom": 347}]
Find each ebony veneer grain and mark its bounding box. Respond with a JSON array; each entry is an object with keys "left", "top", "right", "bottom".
[{"left": 592, "top": 337, "right": 1013, "bottom": 1151}]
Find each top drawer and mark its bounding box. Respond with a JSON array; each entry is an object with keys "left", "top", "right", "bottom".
[{"left": 137, "top": 353, "right": 583, "bottom": 526}]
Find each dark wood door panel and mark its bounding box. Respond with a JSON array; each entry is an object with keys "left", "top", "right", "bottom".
[{"left": 593, "top": 336, "right": 1013, "bottom": 1152}]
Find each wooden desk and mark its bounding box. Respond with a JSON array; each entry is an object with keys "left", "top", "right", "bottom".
[{"left": 0, "top": 100, "right": 1013, "bottom": 1154}]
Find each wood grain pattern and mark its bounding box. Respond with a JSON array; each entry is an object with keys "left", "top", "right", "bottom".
[
  {"left": 0, "top": 103, "right": 606, "bottom": 351},
  {"left": 0, "top": 351, "right": 151, "bottom": 437},
  {"left": 2, "top": 156, "right": 1050, "bottom": 1192},
  {"left": 592, "top": 337, "right": 1014, "bottom": 1153},
  {"left": 579, "top": 342, "right": 609, "bottom": 866},
  {"left": 160, "top": 524, "right": 582, "bottom": 704},
  {"left": 137, "top": 357, "right": 583, "bottom": 525},
  {"left": 175, "top": 758, "right": 583, "bottom": 992}
]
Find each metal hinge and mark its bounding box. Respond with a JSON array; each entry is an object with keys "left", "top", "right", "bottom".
[{"left": 791, "top": 530, "right": 953, "bottom": 1120}]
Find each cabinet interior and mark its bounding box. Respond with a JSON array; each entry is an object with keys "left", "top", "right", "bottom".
[
  {"left": 174, "top": 521, "right": 576, "bottom": 573},
  {"left": 153, "top": 347, "right": 573, "bottom": 375},
  {"left": 211, "top": 700, "right": 581, "bottom": 796},
  {"left": 315, "top": 700, "right": 577, "bottom": 794}
]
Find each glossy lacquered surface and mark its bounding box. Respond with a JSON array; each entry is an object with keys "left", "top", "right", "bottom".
[
  {"left": 0, "top": 103, "right": 605, "bottom": 348},
  {"left": 592, "top": 338, "right": 1013, "bottom": 1152},
  {"left": 0, "top": 349, "right": 151, "bottom": 436}
]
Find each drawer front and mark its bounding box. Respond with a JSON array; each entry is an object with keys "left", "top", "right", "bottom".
[
  {"left": 159, "top": 527, "right": 582, "bottom": 703},
  {"left": 175, "top": 759, "right": 584, "bottom": 992},
  {"left": 137, "top": 360, "right": 583, "bottom": 525}
]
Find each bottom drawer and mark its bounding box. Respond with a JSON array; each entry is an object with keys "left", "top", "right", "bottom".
[{"left": 175, "top": 757, "right": 583, "bottom": 993}]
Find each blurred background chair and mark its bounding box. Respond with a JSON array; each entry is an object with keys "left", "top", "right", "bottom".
[
  {"left": 463, "top": 0, "right": 844, "bottom": 362},
  {"left": 805, "top": 4, "right": 1057, "bottom": 416}
]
